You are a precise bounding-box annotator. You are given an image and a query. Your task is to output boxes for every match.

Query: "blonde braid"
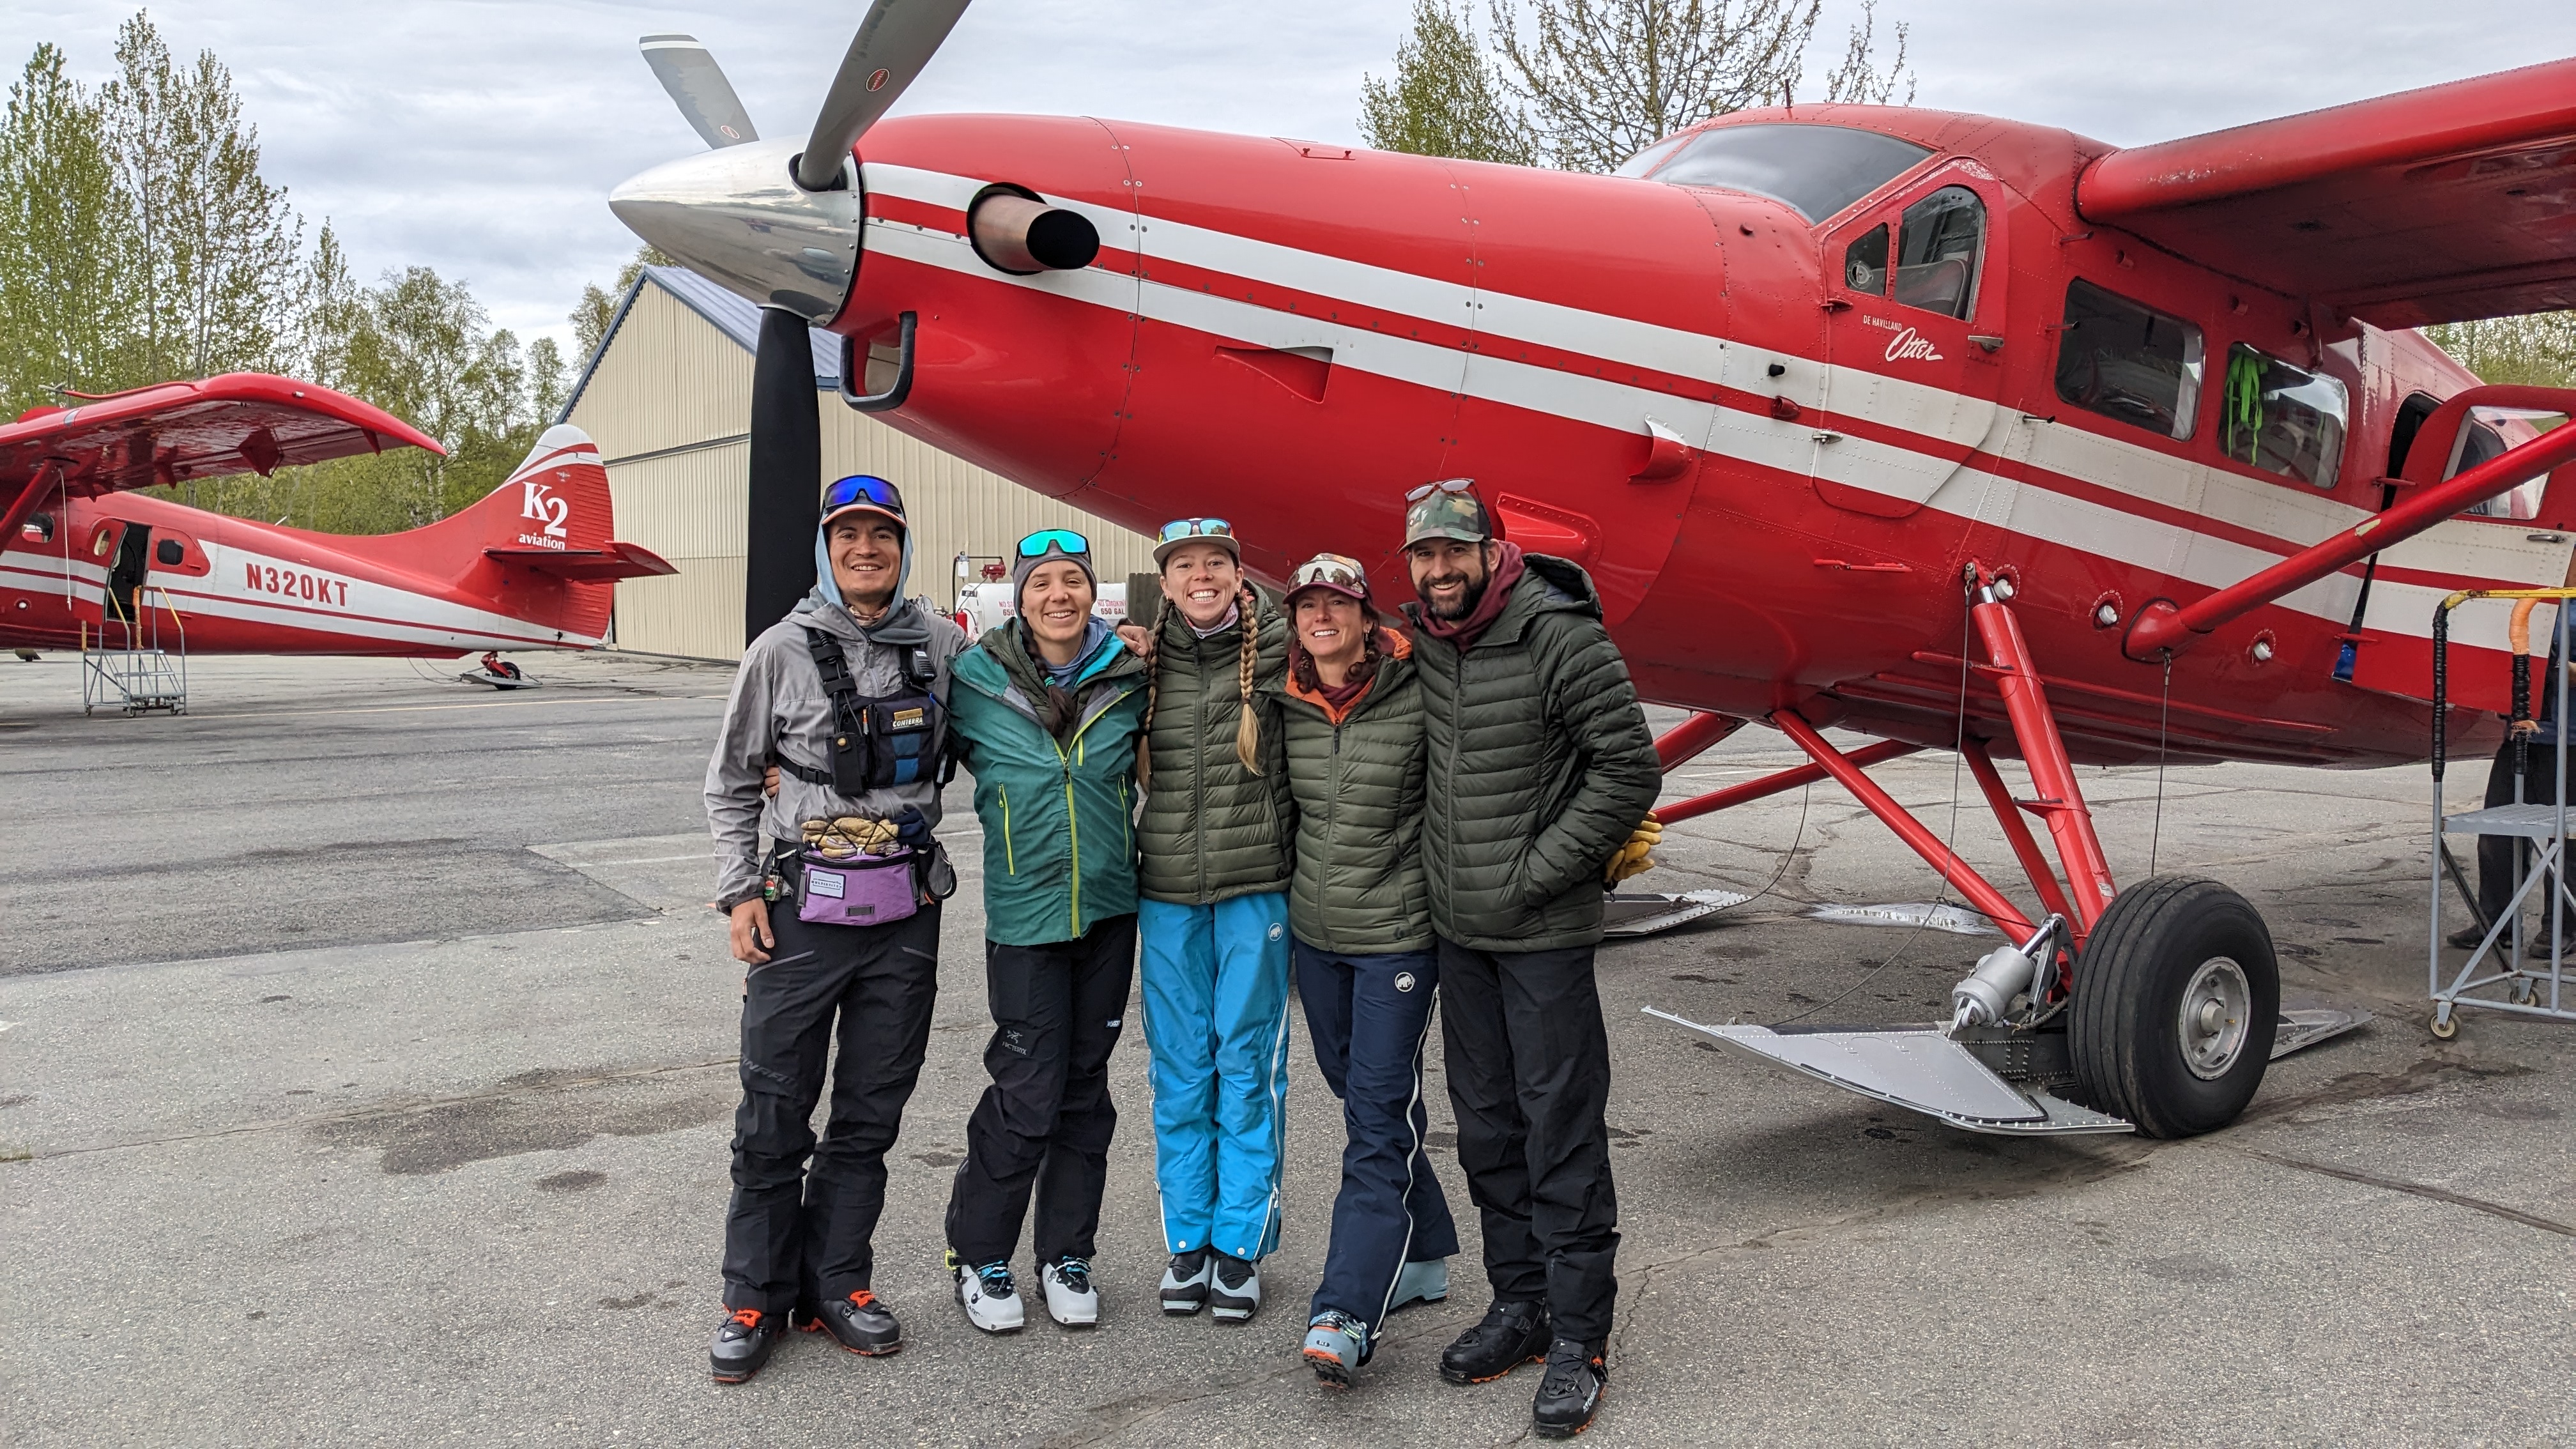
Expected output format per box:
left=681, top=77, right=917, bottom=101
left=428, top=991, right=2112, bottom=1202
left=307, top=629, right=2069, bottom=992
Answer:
left=1234, top=584, right=1263, bottom=775
left=1137, top=595, right=1173, bottom=790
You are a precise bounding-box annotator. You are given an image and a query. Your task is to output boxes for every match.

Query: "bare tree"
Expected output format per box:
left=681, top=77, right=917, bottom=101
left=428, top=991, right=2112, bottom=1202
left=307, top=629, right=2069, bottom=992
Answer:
left=1820, top=0, right=1913, bottom=105
left=1487, top=0, right=1917, bottom=173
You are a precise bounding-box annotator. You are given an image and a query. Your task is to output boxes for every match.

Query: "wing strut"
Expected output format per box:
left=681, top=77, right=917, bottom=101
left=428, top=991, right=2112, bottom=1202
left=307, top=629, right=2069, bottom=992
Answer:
left=2126, top=384, right=2576, bottom=660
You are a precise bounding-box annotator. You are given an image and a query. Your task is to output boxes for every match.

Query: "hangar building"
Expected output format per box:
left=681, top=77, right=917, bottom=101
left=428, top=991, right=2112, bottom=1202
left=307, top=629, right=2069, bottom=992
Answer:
left=562, top=265, right=1154, bottom=660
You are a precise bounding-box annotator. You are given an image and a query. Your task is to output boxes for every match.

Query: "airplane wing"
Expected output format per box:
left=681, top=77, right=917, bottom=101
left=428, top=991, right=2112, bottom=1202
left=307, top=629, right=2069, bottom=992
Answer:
left=0, top=372, right=444, bottom=496
left=2077, top=57, right=2576, bottom=328
left=483, top=541, right=679, bottom=582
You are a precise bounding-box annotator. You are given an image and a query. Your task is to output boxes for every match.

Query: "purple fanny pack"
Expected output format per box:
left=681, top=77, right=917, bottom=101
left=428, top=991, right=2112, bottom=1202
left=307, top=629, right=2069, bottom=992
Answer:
left=796, top=847, right=919, bottom=926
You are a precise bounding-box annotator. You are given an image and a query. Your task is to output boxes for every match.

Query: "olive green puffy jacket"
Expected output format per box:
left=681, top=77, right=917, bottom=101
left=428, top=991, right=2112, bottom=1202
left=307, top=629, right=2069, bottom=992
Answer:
left=1135, top=599, right=1294, bottom=905
left=1274, top=630, right=1430, bottom=954
left=1404, top=555, right=1661, bottom=951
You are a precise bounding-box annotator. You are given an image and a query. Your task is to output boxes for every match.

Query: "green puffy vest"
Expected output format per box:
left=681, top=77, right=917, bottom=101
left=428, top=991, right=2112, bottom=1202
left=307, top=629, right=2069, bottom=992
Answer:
left=1275, top=636, right=1431, bottom=954
left=1135, top=601, right=1294, bottom=905
left=1405, top=555, right=1662, bottom=951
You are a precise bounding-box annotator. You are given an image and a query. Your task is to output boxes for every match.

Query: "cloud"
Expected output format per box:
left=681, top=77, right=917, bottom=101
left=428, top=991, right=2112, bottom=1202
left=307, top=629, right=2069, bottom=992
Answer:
left=17, top=1, right=2576, bottom=355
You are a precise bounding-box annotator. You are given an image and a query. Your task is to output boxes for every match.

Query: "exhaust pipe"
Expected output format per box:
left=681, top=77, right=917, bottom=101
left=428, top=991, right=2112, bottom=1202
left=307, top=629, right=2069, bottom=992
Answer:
left=969, top=190, right=1100, bottom=275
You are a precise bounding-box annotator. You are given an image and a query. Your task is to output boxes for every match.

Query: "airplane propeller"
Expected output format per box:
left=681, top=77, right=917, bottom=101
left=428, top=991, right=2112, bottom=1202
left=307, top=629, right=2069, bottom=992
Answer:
left=631, top=3, right=971, bottom=645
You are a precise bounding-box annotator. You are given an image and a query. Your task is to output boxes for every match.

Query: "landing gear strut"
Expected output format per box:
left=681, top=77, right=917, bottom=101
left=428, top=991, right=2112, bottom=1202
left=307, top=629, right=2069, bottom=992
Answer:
left=1659, top=569, right=2310, bottom=1139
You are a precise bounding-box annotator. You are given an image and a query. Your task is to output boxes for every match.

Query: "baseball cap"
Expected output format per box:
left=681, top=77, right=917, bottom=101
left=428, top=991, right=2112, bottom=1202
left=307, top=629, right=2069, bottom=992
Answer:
left=1400, top=479, right=1494, bottom=548
left=1286, top=553, right=1370, bottom=604
left=820, top=474, right=907, bottom=532
left=1153, top=517, right=1241, bottom=569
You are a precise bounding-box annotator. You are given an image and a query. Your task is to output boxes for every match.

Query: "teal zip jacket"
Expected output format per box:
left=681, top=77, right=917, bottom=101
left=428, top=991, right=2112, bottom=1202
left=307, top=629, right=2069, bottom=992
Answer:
left=949, top=621, right=1150, bottom=947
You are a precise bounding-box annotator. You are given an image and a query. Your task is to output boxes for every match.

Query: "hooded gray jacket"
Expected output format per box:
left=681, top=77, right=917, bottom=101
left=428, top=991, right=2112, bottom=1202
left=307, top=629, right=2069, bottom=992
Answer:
left=704, top=585, right=967, bottom=910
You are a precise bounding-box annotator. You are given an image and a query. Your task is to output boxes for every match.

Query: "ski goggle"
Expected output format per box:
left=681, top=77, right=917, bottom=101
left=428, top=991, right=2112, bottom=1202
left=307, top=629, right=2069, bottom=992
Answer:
left=1289, top=554, right=1368, bottom=595
left=822, top=473, right=906, bottom=522
left=1404, top=477, right=1476, bottom=503
left=1016, top=528, right=1091, bottom=558
left=1156, top=517, right=1233, bottom=544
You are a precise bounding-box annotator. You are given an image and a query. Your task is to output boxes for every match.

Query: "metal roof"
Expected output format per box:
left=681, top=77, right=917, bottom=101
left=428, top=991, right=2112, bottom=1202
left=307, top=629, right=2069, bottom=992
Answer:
left=555, top=264, right=838, bottom=423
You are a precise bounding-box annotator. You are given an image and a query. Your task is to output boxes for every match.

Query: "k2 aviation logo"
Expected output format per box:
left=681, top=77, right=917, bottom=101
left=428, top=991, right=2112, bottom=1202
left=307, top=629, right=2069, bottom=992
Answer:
left=516, top=471, right=571, bottom=549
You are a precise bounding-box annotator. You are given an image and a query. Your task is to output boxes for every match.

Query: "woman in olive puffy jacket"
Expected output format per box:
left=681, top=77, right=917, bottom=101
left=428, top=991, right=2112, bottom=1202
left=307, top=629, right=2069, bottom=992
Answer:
left=1127, top=519, right=1295, bottom=1322
left=1271, top=553, right=1457, bottom=1386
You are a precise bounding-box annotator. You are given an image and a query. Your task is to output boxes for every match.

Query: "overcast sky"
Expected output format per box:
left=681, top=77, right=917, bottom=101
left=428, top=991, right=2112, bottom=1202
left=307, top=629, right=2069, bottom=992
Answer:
left=15, top=1, right=2576, bottom=357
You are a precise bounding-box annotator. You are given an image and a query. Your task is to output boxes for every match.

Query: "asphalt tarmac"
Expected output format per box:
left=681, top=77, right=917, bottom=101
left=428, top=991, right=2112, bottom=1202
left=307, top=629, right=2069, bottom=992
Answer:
left=3, top=649, right=2572, bottom=1446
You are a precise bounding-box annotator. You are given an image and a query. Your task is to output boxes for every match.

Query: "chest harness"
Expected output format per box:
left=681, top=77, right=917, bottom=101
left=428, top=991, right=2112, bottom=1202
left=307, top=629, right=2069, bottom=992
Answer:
left=775, top=627, right=951, bottom=795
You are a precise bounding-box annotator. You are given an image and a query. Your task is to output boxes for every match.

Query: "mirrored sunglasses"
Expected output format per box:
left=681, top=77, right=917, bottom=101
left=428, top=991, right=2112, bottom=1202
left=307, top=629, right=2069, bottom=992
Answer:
left=1156, top=517, right=1234, bottom=544
left=823, top=474, right=905, bottom=517
left=1016, top=527, right=1091, bottom=558
left=1290, top=555, right=1368, bottom=592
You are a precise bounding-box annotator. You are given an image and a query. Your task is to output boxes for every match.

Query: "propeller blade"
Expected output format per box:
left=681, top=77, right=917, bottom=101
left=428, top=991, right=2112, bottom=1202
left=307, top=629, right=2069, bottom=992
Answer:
left=744, top=307, right=822, bottom=643
left=791, top=0, right=972, bottom=191
left=640, top=34, right=760, bottom=149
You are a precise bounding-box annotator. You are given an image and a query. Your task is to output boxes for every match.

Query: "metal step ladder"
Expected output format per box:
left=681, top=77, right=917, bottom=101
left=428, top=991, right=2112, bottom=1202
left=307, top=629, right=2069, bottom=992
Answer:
left=82, top=586, right=187, bottom=716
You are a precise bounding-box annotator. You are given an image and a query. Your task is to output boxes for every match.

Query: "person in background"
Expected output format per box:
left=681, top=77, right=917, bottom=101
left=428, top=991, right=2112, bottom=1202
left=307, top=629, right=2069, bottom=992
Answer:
left=702, top=475, right=964, bottom=1383
left=940, top=528, right=1149, bottom=1335
left=1399, top=480, right=1661, bottom=1441
left=1271, top=551, right=1457, bottom=1388
left=1126, top=518, right=1296, bottom=1323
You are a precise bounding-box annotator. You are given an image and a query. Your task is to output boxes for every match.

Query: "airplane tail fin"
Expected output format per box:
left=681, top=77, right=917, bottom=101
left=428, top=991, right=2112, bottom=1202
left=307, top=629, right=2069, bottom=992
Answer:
left=338, top=425, right=673, bottom=648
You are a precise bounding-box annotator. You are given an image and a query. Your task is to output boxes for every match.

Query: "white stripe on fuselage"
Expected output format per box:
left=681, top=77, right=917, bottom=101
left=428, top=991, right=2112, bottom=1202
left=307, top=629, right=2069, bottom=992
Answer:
left=861, top=163, right=2567, bottom=654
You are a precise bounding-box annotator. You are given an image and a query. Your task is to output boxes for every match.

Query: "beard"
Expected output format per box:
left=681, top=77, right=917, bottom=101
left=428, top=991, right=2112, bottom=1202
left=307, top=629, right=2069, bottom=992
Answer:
left=1423, top=571, right=1488, bottom=621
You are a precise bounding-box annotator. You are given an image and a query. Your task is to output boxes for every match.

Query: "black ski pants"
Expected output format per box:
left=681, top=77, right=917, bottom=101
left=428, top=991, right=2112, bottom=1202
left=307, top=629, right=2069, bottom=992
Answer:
left=2478, top=736, right=2567, bottom=926
left=721, top=901, right=941, bottom=1317
left=1436, top=937, right=1619, bottom=1346
left=944, top=914, right=1137, bottom=1267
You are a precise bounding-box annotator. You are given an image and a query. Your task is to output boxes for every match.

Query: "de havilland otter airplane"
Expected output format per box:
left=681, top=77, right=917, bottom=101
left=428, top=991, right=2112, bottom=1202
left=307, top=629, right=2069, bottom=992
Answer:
left=0, top=374, right=673, bottom=666
left=609, top=11, right=2576, bottom=1140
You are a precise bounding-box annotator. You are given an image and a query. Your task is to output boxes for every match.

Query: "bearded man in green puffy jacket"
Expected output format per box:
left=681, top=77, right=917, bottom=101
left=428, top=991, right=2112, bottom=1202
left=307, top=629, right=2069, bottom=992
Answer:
left=1397, top=482, right=1660, bottom=1442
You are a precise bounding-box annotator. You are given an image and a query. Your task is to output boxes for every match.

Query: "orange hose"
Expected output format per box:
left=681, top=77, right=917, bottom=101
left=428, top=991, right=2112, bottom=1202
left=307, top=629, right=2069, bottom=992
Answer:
left=2510, top=596, right=2540, bottom=657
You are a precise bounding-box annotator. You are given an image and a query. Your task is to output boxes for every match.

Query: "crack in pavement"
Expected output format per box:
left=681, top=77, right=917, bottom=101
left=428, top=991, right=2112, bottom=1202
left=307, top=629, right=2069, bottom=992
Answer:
left=2241, top=1149, right=2576, bottom=1239
left=17, top=1055, right=739, bottom=1161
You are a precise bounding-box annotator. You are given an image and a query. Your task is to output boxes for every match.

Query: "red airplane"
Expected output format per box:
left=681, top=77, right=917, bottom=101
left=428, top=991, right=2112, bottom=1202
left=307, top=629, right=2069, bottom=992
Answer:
left=610, top=16, right=2576, bottom=1139
left=0, top=374, right=675, bottom=676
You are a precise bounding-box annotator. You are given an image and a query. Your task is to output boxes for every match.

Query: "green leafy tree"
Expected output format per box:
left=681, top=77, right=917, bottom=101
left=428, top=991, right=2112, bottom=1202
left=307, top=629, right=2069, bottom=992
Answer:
left=572, top=244, right=673, bottom=364
left=2428, top=312, right=2576, bottom=394
left=0, top=45, right=125, bottom=417
left=101, top=10, right=302, bottom=383
left=1360, top=0, right=1535, bottom=165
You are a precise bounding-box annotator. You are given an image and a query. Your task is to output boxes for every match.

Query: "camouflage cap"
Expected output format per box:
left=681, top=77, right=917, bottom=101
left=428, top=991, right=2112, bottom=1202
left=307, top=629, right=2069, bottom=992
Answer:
left=1401, top=482, right=1495, bottom=548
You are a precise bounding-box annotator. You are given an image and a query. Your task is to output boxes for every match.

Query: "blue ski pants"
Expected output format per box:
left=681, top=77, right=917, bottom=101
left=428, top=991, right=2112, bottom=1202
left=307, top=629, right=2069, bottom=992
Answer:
left=1296, top=940, right=1457, bottom=1334
left=1138, top=892, right=1292, bottom=1261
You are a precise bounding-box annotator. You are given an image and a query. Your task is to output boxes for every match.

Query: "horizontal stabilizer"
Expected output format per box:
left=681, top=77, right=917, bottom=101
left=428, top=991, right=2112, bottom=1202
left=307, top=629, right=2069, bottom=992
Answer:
left=484, top=541, right=677, bottom=582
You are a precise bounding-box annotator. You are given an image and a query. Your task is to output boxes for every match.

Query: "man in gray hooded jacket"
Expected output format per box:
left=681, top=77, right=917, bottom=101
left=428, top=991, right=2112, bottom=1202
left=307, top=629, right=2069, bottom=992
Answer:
left=702, top=474, right=966, bottom=1382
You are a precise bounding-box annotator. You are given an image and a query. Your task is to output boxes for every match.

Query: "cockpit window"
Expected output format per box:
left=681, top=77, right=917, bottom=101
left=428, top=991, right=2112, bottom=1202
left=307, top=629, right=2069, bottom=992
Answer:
left=1892, top=187, right=1984, bottom=320
left=1612, top=134, right=1690, bottom=178
left=1634, top=124, right=1933, bottom=222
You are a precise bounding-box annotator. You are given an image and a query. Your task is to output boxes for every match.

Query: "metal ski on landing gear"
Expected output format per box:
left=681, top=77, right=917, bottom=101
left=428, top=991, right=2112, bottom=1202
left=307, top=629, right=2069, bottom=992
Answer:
left=1648, top=1008, right=2132, bottom=1135
left=1602, top=888, right=1753, bottom=938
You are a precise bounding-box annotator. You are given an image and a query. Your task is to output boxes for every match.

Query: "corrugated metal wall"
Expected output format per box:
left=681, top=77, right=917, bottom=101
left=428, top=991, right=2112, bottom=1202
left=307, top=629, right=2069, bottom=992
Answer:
left=569, top=282, right=1154, bottom=660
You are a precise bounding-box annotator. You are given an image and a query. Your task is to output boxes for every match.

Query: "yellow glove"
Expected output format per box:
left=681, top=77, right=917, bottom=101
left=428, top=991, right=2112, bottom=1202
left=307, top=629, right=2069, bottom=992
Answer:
left=1603, top=813, right=1663, bottom=885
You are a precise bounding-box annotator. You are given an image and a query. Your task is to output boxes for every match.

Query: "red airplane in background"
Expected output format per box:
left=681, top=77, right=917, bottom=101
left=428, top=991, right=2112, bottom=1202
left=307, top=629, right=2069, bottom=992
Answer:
left=608, top=12, right=2576, bottom=1140
left=0, top=374, right=673, bottom=664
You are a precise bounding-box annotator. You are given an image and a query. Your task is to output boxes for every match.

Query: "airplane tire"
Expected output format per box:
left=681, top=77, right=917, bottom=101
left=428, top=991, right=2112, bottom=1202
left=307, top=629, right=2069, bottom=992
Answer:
left=2069, top=875, right=2279, bottom=1138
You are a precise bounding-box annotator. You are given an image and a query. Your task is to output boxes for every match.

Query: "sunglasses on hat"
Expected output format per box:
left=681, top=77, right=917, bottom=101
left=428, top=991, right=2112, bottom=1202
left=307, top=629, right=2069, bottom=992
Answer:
left=1289, top=554, right=1368, bottom=593
left=1404, top=478, right=1476, bottom=503
left=1016, top=528, right=1091, bottom=558
left=823, top=474, right=906, bottom=519
left=1155, top=517, right=1233, bottom=544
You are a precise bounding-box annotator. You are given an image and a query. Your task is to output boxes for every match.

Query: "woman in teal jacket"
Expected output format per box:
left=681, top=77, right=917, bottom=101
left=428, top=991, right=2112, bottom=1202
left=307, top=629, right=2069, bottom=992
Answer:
left=941, top=529, right=1148, bottom=1337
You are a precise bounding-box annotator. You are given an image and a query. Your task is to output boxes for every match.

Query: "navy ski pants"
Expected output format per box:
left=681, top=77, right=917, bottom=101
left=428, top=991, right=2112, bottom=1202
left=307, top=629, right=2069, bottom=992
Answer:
left=1295, top=940, right=1458, bottom=1335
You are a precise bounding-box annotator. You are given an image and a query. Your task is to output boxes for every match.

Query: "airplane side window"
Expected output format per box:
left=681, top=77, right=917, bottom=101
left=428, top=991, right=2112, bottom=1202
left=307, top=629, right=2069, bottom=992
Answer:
left=155, top=537, right=185, bottom=566
left=1891, top=186, right=1983, bottom=320
left=2053, top=279, right=2205, bottom=441
left=20, top=512, right=52, bottom=543
left=2220, top=344, right=2349, bottom=489
left=1844, top=224, right=1889, bottom=295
